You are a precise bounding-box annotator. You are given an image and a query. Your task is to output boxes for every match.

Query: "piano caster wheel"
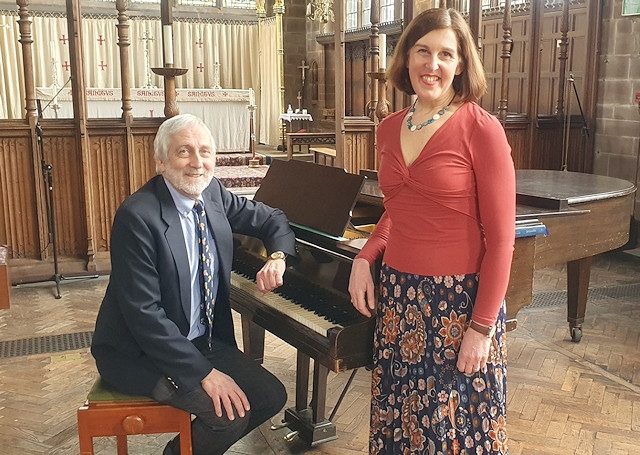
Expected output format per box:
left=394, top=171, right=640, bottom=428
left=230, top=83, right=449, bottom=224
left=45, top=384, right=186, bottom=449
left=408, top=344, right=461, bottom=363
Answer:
left=570, top=326, right=582, bottom=343
left=284, top=430, right=299, bottom=441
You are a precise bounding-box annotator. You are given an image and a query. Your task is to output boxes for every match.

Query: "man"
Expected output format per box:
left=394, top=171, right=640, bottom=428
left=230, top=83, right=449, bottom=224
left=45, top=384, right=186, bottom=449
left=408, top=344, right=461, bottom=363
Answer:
left=91, top=114, right=296, bottom=454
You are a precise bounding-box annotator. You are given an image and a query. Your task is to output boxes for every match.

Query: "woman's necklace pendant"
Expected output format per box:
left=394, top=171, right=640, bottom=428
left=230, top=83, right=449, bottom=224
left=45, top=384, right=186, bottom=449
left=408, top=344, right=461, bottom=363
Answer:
left=410, top=124, right=417, bottom=132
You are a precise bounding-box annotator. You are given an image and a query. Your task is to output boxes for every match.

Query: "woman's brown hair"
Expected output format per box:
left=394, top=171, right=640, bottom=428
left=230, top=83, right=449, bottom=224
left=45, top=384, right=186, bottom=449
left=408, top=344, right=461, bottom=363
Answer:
left=387, top=8, right=487, bottom=103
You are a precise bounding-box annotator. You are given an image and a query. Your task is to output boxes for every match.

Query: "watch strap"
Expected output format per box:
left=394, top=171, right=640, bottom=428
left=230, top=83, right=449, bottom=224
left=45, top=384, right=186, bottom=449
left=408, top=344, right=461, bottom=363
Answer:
left=468, top=320, right=496, bottom=338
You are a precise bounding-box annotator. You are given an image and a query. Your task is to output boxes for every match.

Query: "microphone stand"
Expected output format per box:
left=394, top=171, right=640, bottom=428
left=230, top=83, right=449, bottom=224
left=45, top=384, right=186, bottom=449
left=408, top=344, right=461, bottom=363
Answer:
left=561, top=74, right=590, bottom=172
left=569, top=74, right=590, bottom=140
left=36, top=77, right=96, bottom=298
left=35, top=122, right=61, bottom=299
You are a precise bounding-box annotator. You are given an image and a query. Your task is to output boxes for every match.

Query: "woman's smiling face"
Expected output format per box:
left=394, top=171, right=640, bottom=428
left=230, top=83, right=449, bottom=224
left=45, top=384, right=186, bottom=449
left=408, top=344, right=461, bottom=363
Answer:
left=407, top=27, right=463, bottom=106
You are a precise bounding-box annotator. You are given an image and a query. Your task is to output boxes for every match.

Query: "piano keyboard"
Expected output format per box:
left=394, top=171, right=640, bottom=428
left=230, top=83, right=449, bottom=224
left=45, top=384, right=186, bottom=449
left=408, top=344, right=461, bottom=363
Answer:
left=230, top=271, right=341, bottom=336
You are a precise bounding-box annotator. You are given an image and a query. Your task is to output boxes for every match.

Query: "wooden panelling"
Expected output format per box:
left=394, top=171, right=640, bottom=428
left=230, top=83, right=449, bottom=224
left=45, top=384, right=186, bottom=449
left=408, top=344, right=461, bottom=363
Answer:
left=89, top=134, right=129, bottom=253
left=129, top=131, right=158, bottom=193
left=342, top=116, right=375, bottom=175
left=0, top=119, right=159, bottom=280
left=481, top=5, right=587, bottom=118
left=0, top=133, right=40, bottom=259
left=503, top=117, right=531, bottom=170
left=43, top=131, right=84, bottom=258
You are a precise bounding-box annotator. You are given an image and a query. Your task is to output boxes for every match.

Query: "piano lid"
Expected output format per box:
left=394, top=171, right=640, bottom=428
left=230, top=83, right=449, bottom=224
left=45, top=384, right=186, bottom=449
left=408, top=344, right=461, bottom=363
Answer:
left=516, top=170, right=636, bottom=210
left=253, top=160, right=366, bottom=238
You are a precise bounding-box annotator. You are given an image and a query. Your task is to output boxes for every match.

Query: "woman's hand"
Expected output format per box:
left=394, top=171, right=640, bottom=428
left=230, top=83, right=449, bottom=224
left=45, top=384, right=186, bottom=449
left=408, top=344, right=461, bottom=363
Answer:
left=456, top=327, right=492, bottom=374
left=348, top=258, right=376, bottom=317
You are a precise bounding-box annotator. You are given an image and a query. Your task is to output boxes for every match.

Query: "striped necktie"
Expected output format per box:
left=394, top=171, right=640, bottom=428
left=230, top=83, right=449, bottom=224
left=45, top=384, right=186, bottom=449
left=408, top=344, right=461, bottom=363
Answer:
left=193, top=200, right=215, bottom=349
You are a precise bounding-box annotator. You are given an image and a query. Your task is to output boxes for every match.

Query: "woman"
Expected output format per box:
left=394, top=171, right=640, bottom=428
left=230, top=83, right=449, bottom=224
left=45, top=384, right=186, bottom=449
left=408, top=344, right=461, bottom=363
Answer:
left=349, top=8, right=515, bottom=455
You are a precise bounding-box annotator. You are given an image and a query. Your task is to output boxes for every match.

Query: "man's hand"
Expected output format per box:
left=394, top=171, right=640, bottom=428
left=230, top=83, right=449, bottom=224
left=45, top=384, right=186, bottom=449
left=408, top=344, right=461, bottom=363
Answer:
left=201, top=368, right=251, bottom=419
left=256, top=257, right=286, bottom=295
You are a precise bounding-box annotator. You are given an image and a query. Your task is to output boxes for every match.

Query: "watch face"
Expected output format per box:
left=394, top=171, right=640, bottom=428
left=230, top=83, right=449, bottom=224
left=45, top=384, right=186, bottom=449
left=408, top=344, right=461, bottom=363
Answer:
left=270, top=251, right=286, bottom=260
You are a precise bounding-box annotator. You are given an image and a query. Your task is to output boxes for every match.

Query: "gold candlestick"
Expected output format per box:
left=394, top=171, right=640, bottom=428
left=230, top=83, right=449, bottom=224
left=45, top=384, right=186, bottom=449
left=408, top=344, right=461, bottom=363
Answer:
left=247, top=104, right=260, bottom=167
left=151, top=66, right=188, bottom=118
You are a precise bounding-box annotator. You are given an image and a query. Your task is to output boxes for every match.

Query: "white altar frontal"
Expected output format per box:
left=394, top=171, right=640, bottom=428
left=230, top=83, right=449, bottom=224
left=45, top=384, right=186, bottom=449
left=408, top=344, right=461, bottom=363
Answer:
left=36, top=87, right=252, bottom=153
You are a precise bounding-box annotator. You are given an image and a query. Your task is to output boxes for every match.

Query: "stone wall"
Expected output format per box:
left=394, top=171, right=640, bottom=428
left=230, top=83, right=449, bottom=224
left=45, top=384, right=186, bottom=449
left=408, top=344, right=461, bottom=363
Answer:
left=594, top=0, right=640, bottom=244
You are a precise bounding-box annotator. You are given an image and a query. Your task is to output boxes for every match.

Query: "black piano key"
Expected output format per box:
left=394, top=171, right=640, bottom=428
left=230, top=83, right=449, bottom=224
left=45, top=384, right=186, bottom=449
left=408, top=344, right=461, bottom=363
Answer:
left=232, top=254, right=361, bottom=327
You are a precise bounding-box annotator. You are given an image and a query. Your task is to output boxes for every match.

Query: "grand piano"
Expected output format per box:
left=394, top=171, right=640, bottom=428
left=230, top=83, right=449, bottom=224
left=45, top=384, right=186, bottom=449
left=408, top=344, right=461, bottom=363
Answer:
left=229, top=160, right=636, bottom=446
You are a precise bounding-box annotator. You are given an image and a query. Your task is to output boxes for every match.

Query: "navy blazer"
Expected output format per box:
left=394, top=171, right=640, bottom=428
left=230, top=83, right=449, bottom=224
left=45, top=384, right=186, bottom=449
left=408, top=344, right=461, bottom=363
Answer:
left=91, top=175, right=296, bottom=396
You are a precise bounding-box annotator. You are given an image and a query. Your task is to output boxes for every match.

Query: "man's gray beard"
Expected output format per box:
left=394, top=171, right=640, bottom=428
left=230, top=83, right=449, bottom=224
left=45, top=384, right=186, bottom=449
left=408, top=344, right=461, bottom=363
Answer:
left=164, top=168, right=215, bottom=198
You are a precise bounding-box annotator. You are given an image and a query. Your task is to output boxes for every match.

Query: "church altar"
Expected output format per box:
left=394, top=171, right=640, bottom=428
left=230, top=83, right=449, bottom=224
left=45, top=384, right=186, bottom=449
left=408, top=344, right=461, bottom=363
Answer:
left=36, top=87, right=252, bottom=153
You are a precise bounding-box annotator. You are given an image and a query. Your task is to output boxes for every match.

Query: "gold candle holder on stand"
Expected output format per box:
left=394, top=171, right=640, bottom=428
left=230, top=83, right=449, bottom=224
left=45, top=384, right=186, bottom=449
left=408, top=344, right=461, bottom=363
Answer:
left=151, top=66, right=188, bottom=118
left=367, top=71, right=391, bottom=122
left=247, top=104, right=260, bottom=167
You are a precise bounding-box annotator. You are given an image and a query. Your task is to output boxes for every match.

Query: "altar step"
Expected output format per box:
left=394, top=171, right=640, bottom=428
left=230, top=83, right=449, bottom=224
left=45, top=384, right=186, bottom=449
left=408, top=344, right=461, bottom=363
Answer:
left=215, top=160, right=268, bottom=194
left=215, top=146, right=313, bottom=195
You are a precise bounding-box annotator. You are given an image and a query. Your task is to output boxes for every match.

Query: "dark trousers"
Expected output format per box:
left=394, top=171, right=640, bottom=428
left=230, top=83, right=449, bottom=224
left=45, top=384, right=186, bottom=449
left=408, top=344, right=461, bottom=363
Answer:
left=153, top=336, right=286, bottom=455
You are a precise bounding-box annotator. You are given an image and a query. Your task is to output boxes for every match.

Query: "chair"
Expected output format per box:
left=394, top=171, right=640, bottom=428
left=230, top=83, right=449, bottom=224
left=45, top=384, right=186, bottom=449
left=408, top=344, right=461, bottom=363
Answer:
left=77, top=377, right=192, bottom=455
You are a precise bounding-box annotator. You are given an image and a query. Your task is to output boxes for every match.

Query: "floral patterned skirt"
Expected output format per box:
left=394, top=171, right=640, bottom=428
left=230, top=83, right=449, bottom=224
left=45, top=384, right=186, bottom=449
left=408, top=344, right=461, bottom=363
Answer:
left=370, top=264, right=508, bottom=455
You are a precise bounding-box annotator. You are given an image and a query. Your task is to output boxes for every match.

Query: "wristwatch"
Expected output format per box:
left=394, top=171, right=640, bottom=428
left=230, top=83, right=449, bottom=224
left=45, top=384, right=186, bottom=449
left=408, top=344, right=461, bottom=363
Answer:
left=468, top=320, right=496, bottom=338
left=269, top=251, right=287, bottom=261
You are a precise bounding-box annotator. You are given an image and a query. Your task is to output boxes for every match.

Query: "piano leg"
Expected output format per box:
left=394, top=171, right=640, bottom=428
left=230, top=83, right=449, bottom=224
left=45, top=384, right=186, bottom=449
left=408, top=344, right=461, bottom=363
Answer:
left=240, top=316, right=265, bottom=363
left=566, top=256, right=593, bottom=343
left=282, top=351, right=337, bottom=446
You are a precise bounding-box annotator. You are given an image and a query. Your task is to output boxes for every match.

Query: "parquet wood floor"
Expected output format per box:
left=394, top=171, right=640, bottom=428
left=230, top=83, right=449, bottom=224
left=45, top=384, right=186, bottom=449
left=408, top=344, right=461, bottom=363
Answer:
left=0, top=250, right=639, bottom=454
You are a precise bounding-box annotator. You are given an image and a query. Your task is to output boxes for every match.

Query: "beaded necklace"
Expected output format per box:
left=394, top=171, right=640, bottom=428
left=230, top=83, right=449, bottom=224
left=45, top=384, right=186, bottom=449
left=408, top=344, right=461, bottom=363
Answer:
left=406, top=95, right=455, bottom=132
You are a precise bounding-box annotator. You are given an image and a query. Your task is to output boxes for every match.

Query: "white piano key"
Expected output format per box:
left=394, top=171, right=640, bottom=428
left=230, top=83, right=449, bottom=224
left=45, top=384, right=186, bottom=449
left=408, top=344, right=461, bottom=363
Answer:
left=231, top=272, right=341, bottom=336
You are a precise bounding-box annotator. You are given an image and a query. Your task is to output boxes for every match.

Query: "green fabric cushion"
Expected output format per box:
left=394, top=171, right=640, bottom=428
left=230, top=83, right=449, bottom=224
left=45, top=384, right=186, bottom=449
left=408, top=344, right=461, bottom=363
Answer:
left=87, top=377, right=154, bottom=403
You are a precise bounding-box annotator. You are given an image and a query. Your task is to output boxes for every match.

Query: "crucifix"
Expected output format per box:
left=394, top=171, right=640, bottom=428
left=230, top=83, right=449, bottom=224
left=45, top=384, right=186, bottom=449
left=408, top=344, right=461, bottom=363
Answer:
left=140, top=30, right=156, bottom=89
left=298, top=59, right=310, bottom=86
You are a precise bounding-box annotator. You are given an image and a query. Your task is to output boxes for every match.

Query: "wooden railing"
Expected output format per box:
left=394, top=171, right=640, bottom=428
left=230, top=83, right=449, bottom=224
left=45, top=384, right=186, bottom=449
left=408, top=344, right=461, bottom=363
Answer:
left=285, top=131, right=336, bottom=160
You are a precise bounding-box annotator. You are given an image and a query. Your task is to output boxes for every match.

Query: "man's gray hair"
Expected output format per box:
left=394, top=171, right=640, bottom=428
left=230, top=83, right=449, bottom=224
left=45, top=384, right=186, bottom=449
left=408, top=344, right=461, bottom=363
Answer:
left=153, top=114, right=217, bottom=166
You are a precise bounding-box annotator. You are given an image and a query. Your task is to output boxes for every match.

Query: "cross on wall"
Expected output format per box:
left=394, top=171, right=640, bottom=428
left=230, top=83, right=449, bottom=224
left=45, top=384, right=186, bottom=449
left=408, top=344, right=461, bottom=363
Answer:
left=297, top=59, right=309, bottom=85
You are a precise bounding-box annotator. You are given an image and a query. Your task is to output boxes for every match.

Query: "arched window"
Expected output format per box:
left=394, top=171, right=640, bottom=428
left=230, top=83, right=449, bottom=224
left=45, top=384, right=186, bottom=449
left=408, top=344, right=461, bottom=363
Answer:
left=346, top=0, right=403, bottom=31
left=310, top=61, right=319, bottom=104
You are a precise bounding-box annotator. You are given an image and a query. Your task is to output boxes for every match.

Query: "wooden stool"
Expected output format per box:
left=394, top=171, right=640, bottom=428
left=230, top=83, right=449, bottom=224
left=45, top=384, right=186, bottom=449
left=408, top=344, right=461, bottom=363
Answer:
left=77, top=377, right=192, bottom=455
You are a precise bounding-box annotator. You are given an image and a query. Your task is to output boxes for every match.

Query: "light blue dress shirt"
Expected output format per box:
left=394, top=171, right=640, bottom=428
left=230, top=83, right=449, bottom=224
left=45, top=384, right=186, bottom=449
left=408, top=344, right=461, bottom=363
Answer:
left=164, top=181, right=219, bottom=340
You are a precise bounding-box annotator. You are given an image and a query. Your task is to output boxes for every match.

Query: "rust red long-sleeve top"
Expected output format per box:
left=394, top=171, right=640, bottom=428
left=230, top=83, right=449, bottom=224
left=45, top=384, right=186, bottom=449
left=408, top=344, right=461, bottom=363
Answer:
left=356, top=102, right=516, bottom=326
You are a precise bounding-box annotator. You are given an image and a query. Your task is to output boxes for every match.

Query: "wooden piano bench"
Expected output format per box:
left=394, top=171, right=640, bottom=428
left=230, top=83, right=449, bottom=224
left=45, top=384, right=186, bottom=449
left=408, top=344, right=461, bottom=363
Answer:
left=77, top=377, right=192, bottom=455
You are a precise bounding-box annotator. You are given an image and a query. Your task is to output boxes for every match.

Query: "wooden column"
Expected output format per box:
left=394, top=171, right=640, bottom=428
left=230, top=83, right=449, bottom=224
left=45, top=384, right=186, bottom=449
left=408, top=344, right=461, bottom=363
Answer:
left=116, top=0, right=132, bottom=120
left=334, top=0, right=345, bottom=170
left=525, top=0, right=543, bottom=170
left=274, top=0, right=285, bottom=117
left=368, top=0, right=380, bottom=121
left=66, top=0, right=96, bottom=271
left=16, top=0, right=48, bottom=259
left=468, top=0, right=482, bottom=51
left=498, top=0, right=512, bottom=122
left=16, top=1, right=37, bottom=120
left=581, top=0, right=603, bottom=173
left=555, top=0, right=570, bottom=117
